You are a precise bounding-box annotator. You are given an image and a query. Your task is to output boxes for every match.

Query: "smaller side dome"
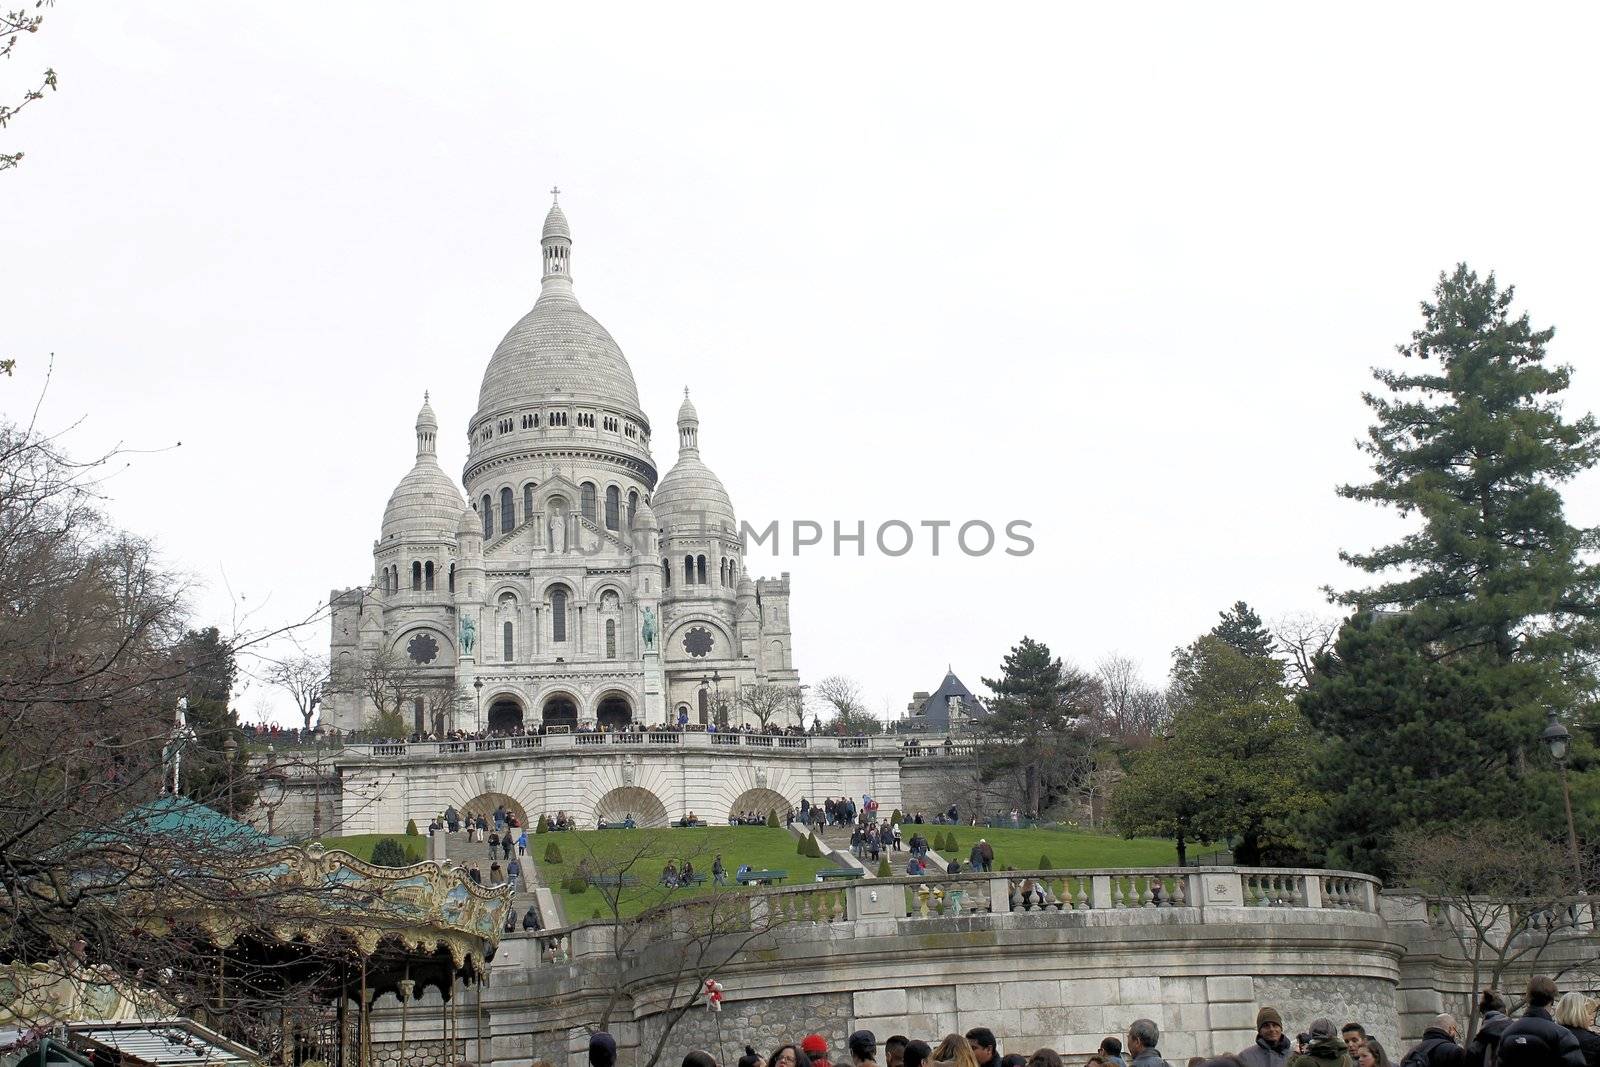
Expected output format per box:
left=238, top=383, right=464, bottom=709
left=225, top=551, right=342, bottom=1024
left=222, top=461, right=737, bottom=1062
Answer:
left=381, top=397, right=466, bottom=541
left=457, top=503, right=481, bottom=537
left=633, top=498, right=660, bottom=530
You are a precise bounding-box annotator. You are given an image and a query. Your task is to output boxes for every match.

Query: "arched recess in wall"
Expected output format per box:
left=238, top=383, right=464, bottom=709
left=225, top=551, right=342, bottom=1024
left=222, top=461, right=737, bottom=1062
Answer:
left=460, top=790, right=529, bottom=827
left=593, top=786, right=669, bottom=828
left=727, top=787, right=793, bottom=823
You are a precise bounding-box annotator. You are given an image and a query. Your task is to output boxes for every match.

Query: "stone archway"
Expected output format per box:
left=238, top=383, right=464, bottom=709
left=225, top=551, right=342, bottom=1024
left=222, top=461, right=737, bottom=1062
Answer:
left=728, top=787, right=792, bottom=823
left=461, top=791, right=529, bottom=828
left=595, top=690, right=633, bottom=731
left=487, top=696, right=523, bottom=734
left=593, top=786, right=669, bottom=828
left=542, top=693, right=579, bottom=729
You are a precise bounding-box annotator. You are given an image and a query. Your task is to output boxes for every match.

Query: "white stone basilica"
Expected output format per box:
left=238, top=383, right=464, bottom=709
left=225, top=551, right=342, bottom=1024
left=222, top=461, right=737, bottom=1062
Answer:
left=324, top=197, right=799, bottom=736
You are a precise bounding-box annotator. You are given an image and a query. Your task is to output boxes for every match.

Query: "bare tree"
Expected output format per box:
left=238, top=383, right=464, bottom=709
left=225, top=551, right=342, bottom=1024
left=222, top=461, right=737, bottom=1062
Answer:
left=1093, top=653, right=1170, bottom=742
left=1273, top=611, right=1340, bottom=690
left=262, top=651, right=329, bottom=731
left=0, top=2, right=58, bottom=178
left=555, top=833, right=790, bottom=1067
left=812, top=674, right=881, bottom=733
left=1394, top=821, right=1600, bottom=1037
left=0, top=415, right=381, bottom=1049
left=734, top=683, right=795, bottom=730
left=338, top=647, right=441, bottom=737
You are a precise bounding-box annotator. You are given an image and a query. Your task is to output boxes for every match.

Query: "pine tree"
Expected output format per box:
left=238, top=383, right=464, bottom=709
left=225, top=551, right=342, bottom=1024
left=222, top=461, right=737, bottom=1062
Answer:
left=1303, top=265, right=1600, bottom=875
left=1210, top=601, right=1275, bottom=660
left=979, top=637, right=1097, bottom=818
left=369, top=837, right=410, bottom=868
left=1335, top=264, right=1600, bottom=668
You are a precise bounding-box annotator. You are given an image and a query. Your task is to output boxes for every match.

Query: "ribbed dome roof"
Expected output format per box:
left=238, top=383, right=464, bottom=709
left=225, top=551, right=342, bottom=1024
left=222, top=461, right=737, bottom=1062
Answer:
left=478, top=290, right=642, bottom=414
left=476, top=203, right=643, bottom=418
left=654, top=454, right=735, bottom=533
left=382, top=459, right=466, bottom=541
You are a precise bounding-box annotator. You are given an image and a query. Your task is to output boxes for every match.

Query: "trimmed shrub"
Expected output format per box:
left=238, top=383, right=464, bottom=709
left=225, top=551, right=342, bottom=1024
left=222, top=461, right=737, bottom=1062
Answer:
left=891, top=809, right=903, bottom=825
left=1038, top=854, right=1053, bottom=870
left=797, top=834, right=812, bottom=857
left=405, top=818, right=419, bottom=836
left=562, top=874, right=588, bottom=895
left=535, top=813, right=549, bottom=834
left=369, top=837, right=410, bottom=868
left=876, top=857, right=891, bottom=877
left=543, top=841, right=563, bottom=864
left=810, top=833, right=825, bottom=858
left=765, top=810, right=779, bottom=828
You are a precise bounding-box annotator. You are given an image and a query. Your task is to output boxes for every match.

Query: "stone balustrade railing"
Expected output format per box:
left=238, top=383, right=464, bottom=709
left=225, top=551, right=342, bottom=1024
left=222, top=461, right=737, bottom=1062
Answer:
left=349, top=733, right=917, bottom=760
left=514, top=865, right=1383, bottom=965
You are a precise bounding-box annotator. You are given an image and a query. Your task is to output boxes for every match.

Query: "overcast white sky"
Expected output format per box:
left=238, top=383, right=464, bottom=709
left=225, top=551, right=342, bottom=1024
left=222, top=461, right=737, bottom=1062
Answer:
left=7, top=3, right=1600, bottom=725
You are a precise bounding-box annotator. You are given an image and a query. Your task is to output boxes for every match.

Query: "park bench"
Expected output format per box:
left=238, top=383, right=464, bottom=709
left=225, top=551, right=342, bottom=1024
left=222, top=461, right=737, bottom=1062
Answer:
left=596, top=821, right=636, bottom=830
left=586, top=874, right=639, bottom=888
left=736, top=869, right=787, bottom=885
left=674, top=818, right=707, bottom=828
left=816, top=868, right=864, bottom=881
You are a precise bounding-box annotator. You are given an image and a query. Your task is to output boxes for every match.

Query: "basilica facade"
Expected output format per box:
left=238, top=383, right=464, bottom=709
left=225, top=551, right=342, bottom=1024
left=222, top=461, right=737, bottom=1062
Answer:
left=324, top=198, right=799, bottom=736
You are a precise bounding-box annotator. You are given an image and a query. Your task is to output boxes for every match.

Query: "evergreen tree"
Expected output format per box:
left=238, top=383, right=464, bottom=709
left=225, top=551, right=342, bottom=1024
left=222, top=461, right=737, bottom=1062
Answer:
left=979, top=637, right=1097, bottom=818
left=1113, top=636, right=1318, bottom=866
left=1335, top=264, right=1600, bottom=669
left=369, top=837, right=411, bottom=868
left=168, top=627, right=252, bottom=814
left=1304, top=265, right=1600, bottom=874
left=1210, top=601, right=1275, bottom=660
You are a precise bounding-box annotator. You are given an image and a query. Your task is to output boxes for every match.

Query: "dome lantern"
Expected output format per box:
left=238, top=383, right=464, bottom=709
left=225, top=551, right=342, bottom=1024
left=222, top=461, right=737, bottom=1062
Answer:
left=415, top=391, right=438, bottom=460
left=541, top=187, right=572, bottom=284
left=677, top=387, right=699, bottom=453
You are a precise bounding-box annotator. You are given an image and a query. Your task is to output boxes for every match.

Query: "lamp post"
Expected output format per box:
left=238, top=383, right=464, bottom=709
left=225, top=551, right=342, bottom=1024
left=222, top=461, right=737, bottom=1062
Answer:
left=474, top=678, right=484, bottom=734
left=222, top=736, right=239, bottom=815
left=1541, top=709, right=1585, bottom=889
left=257, top=760, right=287, bottom=837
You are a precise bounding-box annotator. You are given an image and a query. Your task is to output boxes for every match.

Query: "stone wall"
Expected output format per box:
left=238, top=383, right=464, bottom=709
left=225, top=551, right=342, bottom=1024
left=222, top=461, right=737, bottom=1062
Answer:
left=639, top=993, right=853, bottom=1062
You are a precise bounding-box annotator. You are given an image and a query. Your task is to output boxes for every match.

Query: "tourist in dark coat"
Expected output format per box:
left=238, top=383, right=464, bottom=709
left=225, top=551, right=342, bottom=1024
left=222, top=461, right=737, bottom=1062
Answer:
left=1241, top=1007, right=1292, bottom=1067
left=1290, top=1020, right=1351, bottom=1067
left=1499, top=978, right=1586, bottom=1067
left=1402, top=1015, right=1472, bottom=1067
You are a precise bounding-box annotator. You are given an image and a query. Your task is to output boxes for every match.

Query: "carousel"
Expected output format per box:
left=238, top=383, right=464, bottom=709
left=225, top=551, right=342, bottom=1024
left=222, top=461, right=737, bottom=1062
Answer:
left=2, top=794, right=513, bottom=1067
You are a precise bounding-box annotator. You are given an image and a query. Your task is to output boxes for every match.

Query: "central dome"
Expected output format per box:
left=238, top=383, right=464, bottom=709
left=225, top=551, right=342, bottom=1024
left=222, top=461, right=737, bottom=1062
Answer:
left=474, top=201, right=644, bottom=419
left=477, top=292, right=642, bottom=414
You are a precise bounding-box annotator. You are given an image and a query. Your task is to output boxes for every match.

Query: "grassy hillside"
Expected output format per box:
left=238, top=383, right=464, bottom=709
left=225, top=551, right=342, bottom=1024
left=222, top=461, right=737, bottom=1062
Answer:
left=533, top=826, right=835, bottom=920
left=927, top=825, right=1180, bottom=869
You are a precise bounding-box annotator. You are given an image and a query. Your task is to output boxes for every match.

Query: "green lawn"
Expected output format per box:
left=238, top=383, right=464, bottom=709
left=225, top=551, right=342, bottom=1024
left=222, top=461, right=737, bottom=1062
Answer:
left=927, top=825, right=1179, bottom=869
left=533, top=826, right=836, bottom=921
left=317, top=833, right=426, bottom=863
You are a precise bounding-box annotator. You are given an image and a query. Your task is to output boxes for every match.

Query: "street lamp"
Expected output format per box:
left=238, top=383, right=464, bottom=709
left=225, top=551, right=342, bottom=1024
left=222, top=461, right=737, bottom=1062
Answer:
left=222, top=736, right=239, bottom=814
left=474, top=678, right=484, bottom=733
left=256, top=763, right=287, bottom=837
left=1541, top=709, right=1585, bottom=888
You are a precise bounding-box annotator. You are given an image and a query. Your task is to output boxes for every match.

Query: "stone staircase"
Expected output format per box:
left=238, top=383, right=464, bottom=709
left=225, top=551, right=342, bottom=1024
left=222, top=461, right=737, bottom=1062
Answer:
left=438, top=829, right=564, bottom=928
left=791, top=824, right=952, bottom=877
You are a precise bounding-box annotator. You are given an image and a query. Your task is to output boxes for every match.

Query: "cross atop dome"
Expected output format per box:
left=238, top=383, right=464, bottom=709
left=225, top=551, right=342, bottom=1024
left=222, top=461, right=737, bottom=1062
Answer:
left=550, top=185, right=561, bottom=204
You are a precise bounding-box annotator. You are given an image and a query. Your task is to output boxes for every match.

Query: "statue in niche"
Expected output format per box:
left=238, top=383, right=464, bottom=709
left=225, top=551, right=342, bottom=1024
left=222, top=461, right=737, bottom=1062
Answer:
left=550, top=516, right=567, bottom=553
left=460, top=616, right=476, bottom=655
left=641, top=607, right=657, bottom=650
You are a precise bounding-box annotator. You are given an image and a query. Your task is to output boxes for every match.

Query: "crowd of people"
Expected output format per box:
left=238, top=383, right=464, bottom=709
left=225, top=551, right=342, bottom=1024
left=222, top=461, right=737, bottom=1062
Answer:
left=554, top=976, right=1600, bottom=1067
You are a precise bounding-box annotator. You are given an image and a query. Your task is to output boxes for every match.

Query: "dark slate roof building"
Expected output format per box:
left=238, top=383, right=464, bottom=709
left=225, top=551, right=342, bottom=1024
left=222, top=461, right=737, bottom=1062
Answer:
left=902, top=668, right=986, bottom=732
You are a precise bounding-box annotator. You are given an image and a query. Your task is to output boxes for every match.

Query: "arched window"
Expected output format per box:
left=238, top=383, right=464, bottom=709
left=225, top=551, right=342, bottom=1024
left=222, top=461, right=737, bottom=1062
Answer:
left=500, top=487, right=515, bottom=534
left=524, top=483, right=536, bottom=520
left=606, top=619, right=616, bottom=659
left=503, top=621, right=514, bottom=662
left=697, top=555, right=707, bottom=584
left=424, top=561, right=434, bottom=591
left=481, top=495, right=492, bottom=539
left=684, top=555, right=694, bottom=585
left=580, top=482, right=597, bottom=522
left=551, top=589, right=567, bottom=643
left=662, top=558, right=671, bottom=589
left=448, top=562, right=455, bottom=593
left=380, top=569, right=389, bottom=595
left=628, top=490, right=639, bottom=527
left=719, top=558, right=727, bottom=585
left=411, top=560, right=422, bottom=591
left=604, top=485, right=620, bottom=530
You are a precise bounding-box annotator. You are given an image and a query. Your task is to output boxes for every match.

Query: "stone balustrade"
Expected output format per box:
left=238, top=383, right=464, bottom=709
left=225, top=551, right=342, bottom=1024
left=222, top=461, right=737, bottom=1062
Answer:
left=513, top=865, right=1383, bottom=967
left=345, top=732, right=919, bottom=761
